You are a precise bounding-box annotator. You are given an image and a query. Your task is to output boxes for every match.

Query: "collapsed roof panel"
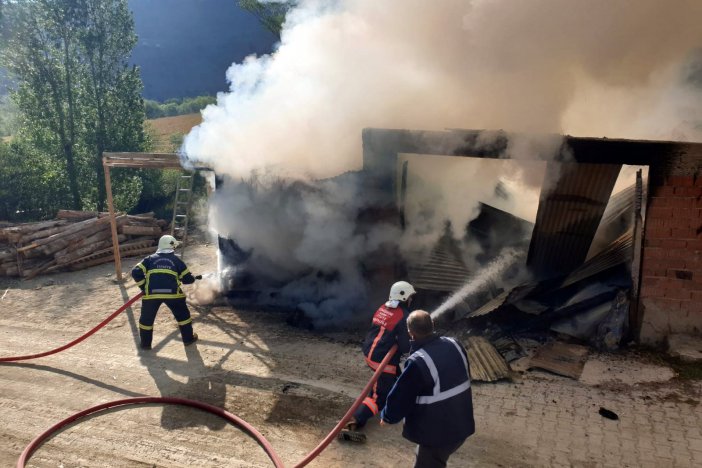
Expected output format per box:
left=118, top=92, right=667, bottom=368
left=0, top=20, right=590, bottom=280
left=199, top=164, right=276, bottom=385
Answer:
left=527, top=162, right=621, bottom=278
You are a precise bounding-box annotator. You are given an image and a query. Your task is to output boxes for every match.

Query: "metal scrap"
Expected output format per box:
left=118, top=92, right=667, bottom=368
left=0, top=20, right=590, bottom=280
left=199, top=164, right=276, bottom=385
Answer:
left=464, top=336, right=512, bottom=382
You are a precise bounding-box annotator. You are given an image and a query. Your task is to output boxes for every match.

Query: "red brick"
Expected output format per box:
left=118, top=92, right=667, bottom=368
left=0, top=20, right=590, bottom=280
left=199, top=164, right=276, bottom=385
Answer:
left=669, top=197, right=695, bottom=209
left=672, top=208, right=696, bottom=219
left=642, top=268, right=667, bottom=277
left=666, top=250, right=689, bottom=261
left=661, top=239, right=687, bottom=249
left=646, top=218, right=666, bottom=229
left=663, top=288, right=692, bottom=300
left=687, top=240, right=702, bottom=251
left=671, top=227, right=695, bottom=239
left=643, top=248, right=665, bottom=260
left=651, top=186, right=676, bottom=197
left=667, top=269, right=694, bottom=280
left=691, top=291, right=702, bottom=303
left=681, top=300, right=702, bottom=314
left=664, top=218, right=693, bottom=230
left=648, top=206, right=673, bottom=218
left=660, top=258, right=687, bottom=270
left=685, top=257, right=702, bottom=271
left=667, top=176, right=695, bottom=187
left=646, top=227, right=672, bottom=239
left=648, top=197, right=668, bottom=207
left=644, top=238, right=662, bottom=248
left=695, top=176, right=702, bottom=187
left=650, top=297, right=682, bottom=310
left=641, top=286, right=664, bottom=298
left=674, top=186, right=702, bottom=197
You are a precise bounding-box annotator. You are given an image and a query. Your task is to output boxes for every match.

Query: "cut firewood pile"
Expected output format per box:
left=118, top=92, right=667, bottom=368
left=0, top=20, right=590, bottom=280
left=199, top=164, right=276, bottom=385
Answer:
left=0, top=210, right=169, bottom=279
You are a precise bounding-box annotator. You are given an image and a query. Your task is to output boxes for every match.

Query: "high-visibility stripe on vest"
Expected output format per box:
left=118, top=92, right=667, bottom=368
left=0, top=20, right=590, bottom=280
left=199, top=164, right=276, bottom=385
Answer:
left=144, top=268, right=185, bottom=299
left=410, top=337, right=471, bottom=405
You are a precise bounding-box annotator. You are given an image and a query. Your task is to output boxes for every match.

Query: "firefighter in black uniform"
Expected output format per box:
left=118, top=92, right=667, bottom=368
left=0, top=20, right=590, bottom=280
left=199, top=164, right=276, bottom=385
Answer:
left=131, top=235, right=199, bottom=350
left=338, top=280, right=416, bottom=442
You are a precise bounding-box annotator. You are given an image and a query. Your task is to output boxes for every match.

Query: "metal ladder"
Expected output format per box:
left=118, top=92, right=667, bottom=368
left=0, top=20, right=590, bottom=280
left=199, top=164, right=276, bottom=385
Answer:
left=171, top=172, right=194, bottom=257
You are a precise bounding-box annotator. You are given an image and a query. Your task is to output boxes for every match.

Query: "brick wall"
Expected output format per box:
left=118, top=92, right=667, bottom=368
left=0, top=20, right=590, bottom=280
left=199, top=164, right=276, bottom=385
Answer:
left=639, top=175, right=702, bottom=344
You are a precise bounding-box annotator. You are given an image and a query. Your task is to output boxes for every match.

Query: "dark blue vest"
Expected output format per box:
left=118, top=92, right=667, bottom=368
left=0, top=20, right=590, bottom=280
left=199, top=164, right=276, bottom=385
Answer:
left=403, top=336, right=475, bottom=447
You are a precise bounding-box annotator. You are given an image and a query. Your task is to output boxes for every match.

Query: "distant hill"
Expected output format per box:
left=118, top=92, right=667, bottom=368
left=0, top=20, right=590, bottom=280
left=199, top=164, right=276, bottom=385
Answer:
left=147, top=113, right=203, bottom=152
left=128, top=0, right=278, bottom=101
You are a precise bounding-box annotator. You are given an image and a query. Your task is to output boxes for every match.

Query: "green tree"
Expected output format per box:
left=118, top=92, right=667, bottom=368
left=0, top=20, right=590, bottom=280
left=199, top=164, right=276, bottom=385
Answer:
left=78, top=0, right=147, bottom=211
left=3, top=0, right=84, bottom=209
left=239, top=0, right=295, bottom=39
left=0, top=0, right=147, bottom=213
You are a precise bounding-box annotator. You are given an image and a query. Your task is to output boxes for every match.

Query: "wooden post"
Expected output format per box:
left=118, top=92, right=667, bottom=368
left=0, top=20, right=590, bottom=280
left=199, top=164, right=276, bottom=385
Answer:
left=103, top=158, right=122, bottom=281
left=630, top=169, right=644, bottom=341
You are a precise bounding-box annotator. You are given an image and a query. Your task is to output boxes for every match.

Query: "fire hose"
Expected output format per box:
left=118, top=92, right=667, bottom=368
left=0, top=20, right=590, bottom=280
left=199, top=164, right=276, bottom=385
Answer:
left=1, top=292, right=397, bottom=467
left=0, top=292, right=144, bottom=363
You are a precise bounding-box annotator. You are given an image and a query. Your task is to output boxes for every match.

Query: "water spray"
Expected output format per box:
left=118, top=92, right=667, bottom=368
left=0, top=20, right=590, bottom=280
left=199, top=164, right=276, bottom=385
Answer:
left=431, top=249, right=519, bottom=320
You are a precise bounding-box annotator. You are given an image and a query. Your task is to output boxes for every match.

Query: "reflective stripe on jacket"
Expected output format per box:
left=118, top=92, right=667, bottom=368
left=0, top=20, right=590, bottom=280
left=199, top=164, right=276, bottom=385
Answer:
left=361, top=302, right=411, bottom=374
left=380, top=335, right=475, bottom=447
left=131, top=251, right=195, bottom=300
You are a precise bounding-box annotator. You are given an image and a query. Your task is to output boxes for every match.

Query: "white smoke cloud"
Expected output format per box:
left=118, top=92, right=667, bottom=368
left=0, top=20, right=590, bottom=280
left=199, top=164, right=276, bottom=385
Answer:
left=183, top=0, right=702, bottom=322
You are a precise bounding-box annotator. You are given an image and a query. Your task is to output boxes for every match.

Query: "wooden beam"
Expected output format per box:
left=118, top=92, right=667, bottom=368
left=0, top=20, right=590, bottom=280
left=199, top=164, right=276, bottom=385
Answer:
left=103, top=161, right=122, bottom=281
left=102, top=152, right=184, bottom=169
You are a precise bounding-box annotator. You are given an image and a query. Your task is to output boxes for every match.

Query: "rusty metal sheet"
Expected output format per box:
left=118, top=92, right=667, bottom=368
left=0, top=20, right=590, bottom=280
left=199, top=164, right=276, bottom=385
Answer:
left=463, top=336, right=512, bottom=382
left=528, top=341, right=589, bottom=379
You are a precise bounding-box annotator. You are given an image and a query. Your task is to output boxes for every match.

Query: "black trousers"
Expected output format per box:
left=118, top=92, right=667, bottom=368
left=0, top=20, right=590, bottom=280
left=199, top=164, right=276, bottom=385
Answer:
left=139, top=298, right=194, bottom=348
left=414, top=439, right=466, bottom=468
left=353, top=372, right=397, bottom=427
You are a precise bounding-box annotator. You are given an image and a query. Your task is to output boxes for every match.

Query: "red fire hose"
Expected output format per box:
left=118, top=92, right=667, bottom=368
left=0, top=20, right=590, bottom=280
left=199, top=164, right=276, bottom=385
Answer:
left=3, top=292, right=397, bottom=467
left=0, top=292, right=143, bottom=362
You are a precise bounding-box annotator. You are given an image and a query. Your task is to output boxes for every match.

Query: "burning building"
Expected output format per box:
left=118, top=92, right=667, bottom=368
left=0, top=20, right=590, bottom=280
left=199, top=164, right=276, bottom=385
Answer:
left=211, top=127, right=702, bottom=345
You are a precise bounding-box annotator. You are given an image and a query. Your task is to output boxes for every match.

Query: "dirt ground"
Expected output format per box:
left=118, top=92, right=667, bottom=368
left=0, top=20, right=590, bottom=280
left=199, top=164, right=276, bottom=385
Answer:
left=1, top=238, right=701, bottom=467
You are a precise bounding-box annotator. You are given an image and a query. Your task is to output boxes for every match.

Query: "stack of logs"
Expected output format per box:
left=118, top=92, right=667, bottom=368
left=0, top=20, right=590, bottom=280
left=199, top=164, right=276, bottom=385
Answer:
left=0, top=210, right=168, bottom=279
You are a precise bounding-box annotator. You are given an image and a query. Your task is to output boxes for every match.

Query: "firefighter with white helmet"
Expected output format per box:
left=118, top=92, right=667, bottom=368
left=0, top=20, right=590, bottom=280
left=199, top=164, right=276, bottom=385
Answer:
left=339, top=280, right=417, bottom=443
left=131, top=235, right=199, bottom=350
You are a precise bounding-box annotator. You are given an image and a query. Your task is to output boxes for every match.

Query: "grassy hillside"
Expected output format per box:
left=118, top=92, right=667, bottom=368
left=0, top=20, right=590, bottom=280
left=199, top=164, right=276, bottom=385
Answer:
left=146, top=113, right=202, bottom=152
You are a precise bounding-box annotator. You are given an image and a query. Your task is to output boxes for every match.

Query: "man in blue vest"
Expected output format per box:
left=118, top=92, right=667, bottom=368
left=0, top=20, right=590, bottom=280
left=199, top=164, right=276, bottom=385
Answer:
left=380, top=310, right=474, bottom=468
left=131, top=235, right=199, bottom=350
left=338, top=281, right=415, bottom=443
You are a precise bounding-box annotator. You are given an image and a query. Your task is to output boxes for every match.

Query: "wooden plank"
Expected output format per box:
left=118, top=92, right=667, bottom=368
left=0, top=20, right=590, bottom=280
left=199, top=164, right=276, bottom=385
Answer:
left=104, top=163, right=122, bottom=281
left=529, top=342, right=589, bottom=379
left=22, top=222, right=71, bottom=243
left=55, top=210, right=109, bottom=220
left=102, top=152, right=183, bottom=169
left=23, top=258, right=57, bottom=280
left=121, top=225, right=162, bottom=236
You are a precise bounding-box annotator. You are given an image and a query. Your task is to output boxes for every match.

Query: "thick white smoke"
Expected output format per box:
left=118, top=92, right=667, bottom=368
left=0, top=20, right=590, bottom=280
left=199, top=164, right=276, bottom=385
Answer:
left=183, top=0, right=702, bottom=323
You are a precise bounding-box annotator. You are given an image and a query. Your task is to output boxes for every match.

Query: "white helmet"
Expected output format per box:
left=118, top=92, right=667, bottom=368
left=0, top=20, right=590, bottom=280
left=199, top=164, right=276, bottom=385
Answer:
left=158, top=235, right=181, bottom=251
left=389, top=281, right=416, bottom=302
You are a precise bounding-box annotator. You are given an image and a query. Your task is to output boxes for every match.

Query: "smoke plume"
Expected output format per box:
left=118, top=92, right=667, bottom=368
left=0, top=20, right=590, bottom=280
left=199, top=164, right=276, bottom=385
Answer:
left=183, top=0, right=702, bottom=323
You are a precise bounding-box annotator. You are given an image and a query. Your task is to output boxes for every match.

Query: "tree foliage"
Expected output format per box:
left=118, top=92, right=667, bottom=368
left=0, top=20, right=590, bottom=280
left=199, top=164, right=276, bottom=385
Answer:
left=144, top=95, right=216, bottom=119
left=0, top=0, right=148, bottom=216
left=238, top=0, right=295, bottom=39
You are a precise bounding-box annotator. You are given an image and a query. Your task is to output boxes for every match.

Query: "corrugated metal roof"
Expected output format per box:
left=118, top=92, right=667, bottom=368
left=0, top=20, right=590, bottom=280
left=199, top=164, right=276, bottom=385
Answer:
left=527, top=162, right=621, bottom=278
left=562, top=231, right=632, bottom=288
left=462, top=336, right=512, bottom=382
left=408, top=231, right=470, bottom=292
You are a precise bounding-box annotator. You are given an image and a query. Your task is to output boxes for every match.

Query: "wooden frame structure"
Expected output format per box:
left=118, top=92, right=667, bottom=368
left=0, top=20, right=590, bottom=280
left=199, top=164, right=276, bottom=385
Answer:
left=103, top=152, right=184, bottom=280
